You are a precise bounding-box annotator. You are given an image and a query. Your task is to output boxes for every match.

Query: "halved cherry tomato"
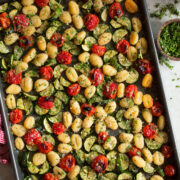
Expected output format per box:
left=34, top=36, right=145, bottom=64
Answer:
left=24, top=128, right=42, bottom=146
left=57, top=51, right=72, bottom=65
left=13, top=14, right=29, bottom=32
left=89, top=69, right=104, bottom=86
left=5, top=69, right=22, bottom=84
left=43, top=173, right=58, bottom=180
left=97, top=132, right=109, bottom=145
left=50, top=33, right=64, bottom=48
left=84, top=13, right=99, bottom=31
left=151, top=102, right=163, bottom=117
left=91, top=155, right=108, bottom=173
left=38, top=96, right=54, bottom=110
left=125, top=85, right=138, bottom=98
left=164, top=164, right=176, bottom=177
left=108, top=2, right=123, bottom=19
left=0, top=12, right=11, bottom=29
left=116, top=39, right=129, bottom=54
left=91, top=44, right=106, bottom=56
left=9, top=109, right=23, bottom=124
left=161, top=145, right=173, bottom=159
left=52, top=123, right=65, bottom=135
left=19, top=36, right=33, bottom=49
left=134, top=59, right=153, bottom=74
left=143, top=123, right=158, bottom=140
left=38, top=141, right=53, bottom=154
left=59, top=154, right=76, bottom=172
left=40, top=66, right=54, bottom=80
left=104, top=82, right=118, bottom=99
left=128, top=146, right=141, bottom=157
left=67, top=83, right=81, bottom=96
left=36, top=0, right=50, bottom=7
left=81, top=104, right=95, bottom=116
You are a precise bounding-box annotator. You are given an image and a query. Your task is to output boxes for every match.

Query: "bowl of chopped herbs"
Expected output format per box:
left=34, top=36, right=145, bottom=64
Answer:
left=157, top=19, right=180, bottom=61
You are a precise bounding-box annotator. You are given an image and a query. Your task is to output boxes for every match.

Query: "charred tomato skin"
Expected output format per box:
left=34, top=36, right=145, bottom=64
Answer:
left=40, top=66, right=54, bottom=80
left=97, top=132, right=109, bottom=145
left=19, top=36, right=33, bottom=48
left=104, top=82, right=118, bottom=99
left=125, top=84, right=138, bottom=98
left=81, top=104, right=95, bottom=116
left=91, top=44, right=106, bottom=56
left=143, top=123, right=158, bottom=140
left=89, top=69, right=104, bottom=86
left=5, top=69, right=22, bottom=84
left=84, top=13, right=99, bottom=31
left=134, top=59, right=153, bottom=74
left=57, top=51, right=72, bottom=65
left=128, top=146, right=141, bottom=157
left=50, top=33, right=64, bottom=48
left=67, top=83, right=81, bottom=96
left=151, top=101, right=163, bottom=117
left=9, top=108, right=23, bottom=124
left=116, top=39, right=129, bottom=54
left=43, top=173, right=58, bottom=180
left=38, top=141, right=53, bottom=154
left=161, top=145, right=173, bottom=159
left=52, top=123, right=65, bottom=135
left=164, top=164, right=176, bottom=177
left=109, top=2, right=124, bottom=19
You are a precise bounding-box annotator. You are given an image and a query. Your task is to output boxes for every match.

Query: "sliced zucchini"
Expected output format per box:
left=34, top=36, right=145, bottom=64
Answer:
left=118, top=53, right=132, bottom=67
left=19, top=151, right=29, bottom=167
left=11, top=1, right=22, bottom=11
left=136, top=172, right=146, bottom=180
left=50, top=20, right=62, bottom=27
left=145, top=138, right=162, bottom=150
left=117, top=153, right=129, bottom=172
left=23, top=99, right=33, bottom=115
left=26, top=145, right=38, bottom=152
left=93, top=24, right=109, bottom=38
left=116, top=17, right=131, bottom=31
left=74, top=150, right=85, bottom=166
left=101, top=8, right=108, bottom=22
left=49, top=98, right=63, bottom=116
left=17, top=98, right=24, bottom=110
left=45, top=59, right=57, bottom=66
left=43, top=118, right=52, bottom=133
left=49, top=0, right=64, bottom=10
left=42, top=134, right=55, bottom=145
left=0, top=3, right=8, bottom=13
left=118, top=120, right=132, bottom=130
left=24, top=175, right=38, bottom=180
left=80, top=166, right=97, bottom=180
left=0, top=41, right=9, bottom=54
left=55, top=91, right=69, bottom=104
left=85, top=151, right=99, bottom=164
left=81, top=128, right=91, bottom=139
left=24, top=70, right=39, bottom=78
left=70, top=48, right=81, bottom=56
left=36, top=21, right=49, bottom=34
left=105, top=173, right=118, bottom=180
left=27, top=162, right=39, bottom=174
left=118, top=172, right=133, bottom=180
left=82, top=44, right=91, bottom=51
left=83, top=36, right=97, bottom=50
left=84, top=136, right=97, bottom=152
left=39, top=83, right=55, bottom=97
left=96, top=85, right=104, bottom=97
left=104, top=50, right=118, bottom=62
left=60, top=77, right=71, bottom=87
left=81, top=0, right=92, bottom=10
left=110, top=19, right=121, bottom=29
left=126, top=68, right=139, bottom=84
left=0, top=58, right=7, bottom=70
left=62, top=41, right=77, bottom=51
left=53, top=79, right=64, bottom=90
left=72, top=94, right=86, bottom=104
left=128, top=162, right=139, bottom=173
left=143, top=162, right=155, bottom=174
left=112, top=29, right=128, bottom=43
left=53, top=64, right=67, bottom=78
left=46, top=26, right=57, bottom=39
left=106, top=151, right=117, bottom=171
left=74, top=63, right=91, bottom=76
left=116, top=110, right=126, bottom=122
left=9, top=9, right=18, bottom=20
left=91, top=144, right=105, bottom=154
left=14, top=45, right=23, bottom=60
left=48, top=112, right=63, bottom=123
left=23, top=93, right=38, bottom=101
left=35, top=105, right=49, bottom=115
left=39, top=161, right=49, bottom=174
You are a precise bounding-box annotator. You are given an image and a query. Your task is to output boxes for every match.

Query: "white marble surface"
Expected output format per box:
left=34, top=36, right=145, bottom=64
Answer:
left=0, top=0, right=180, bottom=179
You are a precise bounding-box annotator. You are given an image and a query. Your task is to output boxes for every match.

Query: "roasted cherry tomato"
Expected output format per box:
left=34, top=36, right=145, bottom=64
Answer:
left=97, top=132, right=109, bottom=145
left=128, top=146, right=141, bottom=157
left=43, top=173, right=58, bottom=180
left=24, top=128, right=42, bottom=146
left=52, top=123, right=65, bottom=135
left=108, top=2, right=123, bottom=19
left=38, top=141, right=53, bottom=154
left=89, top=69, right=104, bottom=86
left=164, top=164, right=176, bottom=177
left=143, top=123, right=158, bottom=140
left=125, top=85, right=138, bottom=98
left=116, top=39, right=129, bottom=54
left=67, top=83, right=81, bottom=96
left=19, top=36, right=33, bottom=48
left=36, top=0, right=50, bottom=7
left=13, top=14, right=29, bottom=32
left=59, top=154, right=76, bottom=172
left=5, top=69, right=22, bottom=84
left=38, top=96, right=54, bottom=110
left=40, top=66, right=54, bottom=80
left=104, top=82, right=118, bottom=99
left=151, top=101, right=163, bottom=117
left=161, top=145, right=173, bottom=159
left=50, top=33, right=64, bottom=48
left=9, top=109, right=23, bottom=124
left=57, top=51, right=72, bottom=65
left=0, top=12, right=11, bottom=29
left=81, top=104, right=95, bottom=116
left=91, top=44, right=106, bottom=56
left=134, top=59, right=153, bottom=74
left=84, top=13, right=99, bottom=31
left=91, top=155, right=108, bottom=173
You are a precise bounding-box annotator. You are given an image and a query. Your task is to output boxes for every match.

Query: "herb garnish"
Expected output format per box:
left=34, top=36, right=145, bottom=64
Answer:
left=159, top=55, right=174, bottom=70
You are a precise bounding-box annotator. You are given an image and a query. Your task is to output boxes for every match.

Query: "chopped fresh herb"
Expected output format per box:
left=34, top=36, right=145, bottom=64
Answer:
left=176, top=85, right=180, bottom=88
left=159, top=56, right=174, bottom=70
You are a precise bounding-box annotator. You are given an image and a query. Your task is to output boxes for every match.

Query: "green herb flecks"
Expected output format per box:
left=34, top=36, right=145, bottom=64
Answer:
left=159, top=55, right=174, bottom=70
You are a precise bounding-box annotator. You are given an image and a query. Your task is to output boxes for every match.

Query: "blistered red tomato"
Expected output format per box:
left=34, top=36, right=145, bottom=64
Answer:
left=36, top=0, right=50, bottom=7
left=38, top=96, right=54, bottom=110
left=5, top=69, right=22, bottom=84
left=52, top=123, right=65, bottom=135
left=91, top=155, right=108, bottom=173
left=164, top=164, right=176, bottom=177
left=67, top=83, right=81, bottom=96
left=134, top=59, right=153, bottom=74
left=97, top=132, right=109, bottom=145
left=13, top=14, right=29, bottom=32
left=91, top=44, right=106, bottom=56
left=0, top=12, right=11, bottom=29
left=109, top=2, right=123, bottom=19
left=125, top=85, right=138, bottom=98
left=9, top=109, right=23, bottom=124
left=57, top=51, right=72, bottom=65
left=151, top=102, right=163, bottom=117
left=116, top=39, right=129, bottom=54
left=161, top=145, right=173, bottom=159
left=143, top=123, right=158, bottom=139
left=128, top=146, right=141, bottom=157
left=38, top=141, right=53, bottom=154
left=43, top=173, right=58, bottom=180
left=40, top=66, right=54, bottom=80
left=81, top=104, right=95, bottom=116
left=50, top=33, right=64, bottom=48
left=89, top=69, right=104, bottom=86
left=24, top=128, right=42, bottom=146
left=59, top=154, right=75, bottom=172
left=104, top=82, right=118, bottom=99
left=19, top=36, right=33, bottom=48
left=84, top=13, right=99, bottom=31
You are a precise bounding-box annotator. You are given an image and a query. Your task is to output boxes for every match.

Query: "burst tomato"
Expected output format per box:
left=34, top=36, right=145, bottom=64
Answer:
left=50, top=33, right=64, bottom=47
left=161, top=145, right=173, bottom=159
left=67, top=83, right=81, bottom=96
left=89, top=69, right=103, bottom=86
left=116, top=39, right=129, bottom=54
left=38, top=97, right=54, bottom=110
left=91, top=44, right=106, bottom=56
left=84, top=13, right=99, bottom=31
left=125, top=85, right=138, bottom=98
left=128, top=146, right=141, bottom=157
left=104, top=82, right=118, bottom=99
left=164, top=164, right=176, bottom=177
left=9, top=109, right=23, bottom=124
left=5, top=69, right=22, bottom=84
left=134, top=59, right=153, bottom=74
left=81, top=104, right=95, bottom=116
left=151, top=102, right=163, bottom=117
left=0, top=12, right=11, bottom=29
left=36, top=0, right=50, bottom=7
left=57, top=51, right=72, bottom=65
left=59, top=154, right=75, bottom=172
left=38, top=141, right=53, bottom=154
left=91, top=155, right=108, bottom=173
left=97, top=132, right=109, bottom=145
left=43, top=173, right=58, bottom=180
left=19, top=36, right=33, bottom=48
left=109, top=2, right=123, bottom=19
left=24, top=128, right=41, bottom=146
left=40, top=66, right=54, bottom=80
left=143, top=123, right=158, bottom=139
left=13, top=14, right=29, bottom=32
left=52, top=123, right=65, bottom=135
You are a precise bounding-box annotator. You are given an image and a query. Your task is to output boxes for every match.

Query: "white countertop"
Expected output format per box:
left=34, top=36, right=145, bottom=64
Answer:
left=0, top=0, right=180, bottom=179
